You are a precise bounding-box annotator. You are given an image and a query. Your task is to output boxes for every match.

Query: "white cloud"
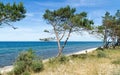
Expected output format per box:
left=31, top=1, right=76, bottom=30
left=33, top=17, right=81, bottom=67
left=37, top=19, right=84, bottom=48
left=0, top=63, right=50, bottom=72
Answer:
left=66, top=0, right=107, bottom=7
left=35, top=0, right=107, bottom=8
left=35, top=2, right=65, bottom=8
left=26, top=13, right=34, bottom=17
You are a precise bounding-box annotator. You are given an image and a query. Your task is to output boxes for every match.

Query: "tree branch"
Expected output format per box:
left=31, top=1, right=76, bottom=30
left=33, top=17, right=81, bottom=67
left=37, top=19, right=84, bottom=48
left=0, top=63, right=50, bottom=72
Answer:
left=59, top=30, right=66, bottom=41
left=4, top=22, right=18, bottom=29
left=61, top=28, right=72, bottom=52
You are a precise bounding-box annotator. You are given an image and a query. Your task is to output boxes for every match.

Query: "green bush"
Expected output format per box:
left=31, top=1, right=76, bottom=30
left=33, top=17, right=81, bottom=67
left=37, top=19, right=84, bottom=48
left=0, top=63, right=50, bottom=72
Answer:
left=58, top=55, right=69, bottom=63
left=97, top=50, right=107, bottom=58
left=31, top=60, right=44, bottom=72
left=14, top=61, right=26, bottom=75
left=48, top=56, right=69, bottom=64
left=112, top=59, right=120, bottom=65
left=16, top=49, right=34, bottom=67
left=71, top=54, right=87, bottom=59
left=22, top=71, right=31, bottom=75
left=7, top=71, right=14, bottom=75
left=49, top=58, right=56, bottom=64
left=12, top=49, right=44, bottom=75
left=78, top=54, right=87, bottom=59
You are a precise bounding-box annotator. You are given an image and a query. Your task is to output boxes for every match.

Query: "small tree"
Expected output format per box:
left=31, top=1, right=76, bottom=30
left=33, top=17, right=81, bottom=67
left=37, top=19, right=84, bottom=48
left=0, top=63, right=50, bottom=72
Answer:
left=43, top=6, right=94, bottom=57
left=0, top=2, right=26, bottom=29
left=115, top=10, right=120, bottom=46
left=102, top=12, right=113, bottom=48
left=97, top=10, right=120, bottom=48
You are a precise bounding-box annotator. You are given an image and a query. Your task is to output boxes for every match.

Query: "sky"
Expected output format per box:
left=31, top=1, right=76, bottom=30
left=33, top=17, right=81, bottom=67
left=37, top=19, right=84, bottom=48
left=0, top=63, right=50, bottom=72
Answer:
left=0, top=0, right=120, bottom=41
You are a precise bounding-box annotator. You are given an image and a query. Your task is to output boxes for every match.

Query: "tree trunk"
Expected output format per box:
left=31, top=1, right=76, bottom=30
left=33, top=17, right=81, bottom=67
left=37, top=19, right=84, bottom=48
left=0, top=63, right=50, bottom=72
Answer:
left=103, top=27, right=108, bottom=48
left=53, top=26, right=62, bottom=57
left=112, top=35, right=116, bottom=49
left=57, top=28, right=72, bottom=57
left=116, top=37, right=120, bottom=46
left=57, top=48, right=62, bottom=57
left=62, top=28, right=72, bottom=51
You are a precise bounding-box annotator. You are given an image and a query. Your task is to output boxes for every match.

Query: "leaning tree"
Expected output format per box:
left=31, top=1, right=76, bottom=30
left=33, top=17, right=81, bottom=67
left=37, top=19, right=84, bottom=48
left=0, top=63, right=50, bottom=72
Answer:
left=43, top=6, right=94, bottom=57
left=0, top=2, right=26, bottom=29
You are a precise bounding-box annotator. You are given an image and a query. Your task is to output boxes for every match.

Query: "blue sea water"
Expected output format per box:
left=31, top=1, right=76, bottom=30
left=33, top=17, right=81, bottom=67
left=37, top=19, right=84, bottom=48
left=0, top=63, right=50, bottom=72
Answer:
left=0, top=41, right=102, bottom=67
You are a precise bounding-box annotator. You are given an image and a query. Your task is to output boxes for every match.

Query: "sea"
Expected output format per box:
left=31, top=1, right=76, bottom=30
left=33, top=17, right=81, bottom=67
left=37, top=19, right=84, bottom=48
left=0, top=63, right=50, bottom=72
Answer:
left=0, top=41, right=102, bottom=67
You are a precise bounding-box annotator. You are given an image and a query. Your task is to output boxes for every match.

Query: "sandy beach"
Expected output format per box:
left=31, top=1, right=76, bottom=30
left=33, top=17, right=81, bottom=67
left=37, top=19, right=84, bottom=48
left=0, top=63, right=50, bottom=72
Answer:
left=0, top=47, right=97, bottom=74
left=0, top=65, right=13, bottom=74
left=67, top=47, right=97, bottom=56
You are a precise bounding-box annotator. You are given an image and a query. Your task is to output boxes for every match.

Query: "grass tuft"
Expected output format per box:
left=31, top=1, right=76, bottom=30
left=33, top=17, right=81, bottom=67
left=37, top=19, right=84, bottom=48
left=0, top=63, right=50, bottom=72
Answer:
left=97, top=50, right=107, bottom=58
left=112, top=59, right=120, bottom=65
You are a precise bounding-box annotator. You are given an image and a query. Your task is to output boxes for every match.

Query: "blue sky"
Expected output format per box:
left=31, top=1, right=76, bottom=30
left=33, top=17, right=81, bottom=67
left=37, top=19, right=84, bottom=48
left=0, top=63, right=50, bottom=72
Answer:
left=0, top=0, right=120, bottom=41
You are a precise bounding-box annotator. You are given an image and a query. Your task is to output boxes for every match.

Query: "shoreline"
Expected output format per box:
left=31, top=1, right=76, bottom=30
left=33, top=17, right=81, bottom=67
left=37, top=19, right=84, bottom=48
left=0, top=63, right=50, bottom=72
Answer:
left=67, top=47, right=97, bottom=56
left=0, top=47, right=97, bottom=74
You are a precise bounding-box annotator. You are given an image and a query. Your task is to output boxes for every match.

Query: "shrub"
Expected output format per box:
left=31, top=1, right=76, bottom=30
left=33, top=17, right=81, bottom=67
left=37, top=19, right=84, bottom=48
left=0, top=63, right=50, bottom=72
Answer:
left=71, top=54, right=87, bottom=59
left=7, top=71, right=14, bottom=75
left=22, top=71, right=31, bottom=75
left=97, top=50, right=107, bottom=58
left=31, top=60, right=44, bottom=72
left=49, top=58, right=56, bottom=64
left=96, top=47, right=104, bottom=51
left=14, top=61, right=26, bottom=75
left=58, top=55, right=69, bottom=63
left=112, top=59, right=120, bottom=65
left=16, top=49, right=34, bottom=67
left=78, top=54, right=87, bottom=59
left=12, top=49, right=44, bottom=75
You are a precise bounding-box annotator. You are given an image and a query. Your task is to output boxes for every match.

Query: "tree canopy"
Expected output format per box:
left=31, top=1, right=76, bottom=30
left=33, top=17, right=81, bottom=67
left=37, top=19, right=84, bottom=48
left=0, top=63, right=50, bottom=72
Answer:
left=43, top=6, right=94, bottom=56
left=97, top=10, right=120, bottom=48
left=0, top=2, right=26, bottom=29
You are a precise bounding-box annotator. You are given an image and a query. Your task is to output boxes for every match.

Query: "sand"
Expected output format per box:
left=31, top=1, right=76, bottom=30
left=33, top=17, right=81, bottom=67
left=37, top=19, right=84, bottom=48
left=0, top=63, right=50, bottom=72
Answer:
left=0, top=65, right=13, bottom=74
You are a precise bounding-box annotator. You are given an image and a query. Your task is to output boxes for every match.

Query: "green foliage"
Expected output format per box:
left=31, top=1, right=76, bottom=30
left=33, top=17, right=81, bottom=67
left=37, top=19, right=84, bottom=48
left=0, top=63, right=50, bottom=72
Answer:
left=16, top=49, right=34, bottom=67
left=97, top=50, right=107, bottom=58
left=112, top=59, right=120, bottom=65
left=97, top=10, right=120, bottom=49
left=13, top=49, right=44, bottom=75
left=14, top=61, right=26, bottom=75
left=57, top=55, right=69, bottom=63
left=43, top=5, right=93, bottom=30
left=71, top=54, right=87, bottom=59
left=0, top=2, right=26, bottom=27
left=31, top=60, right=44, bottom=72
left=97, top=26, right=104, bottom=33
left=43, top=5, right=94, bottom=56
left=7, top=71, right=14, bottom=75
left=96, top=47, right=104, bottom=50
left=22, top=71, right=31, bottom=75
left=48, top=56, right=69, bottom=64
left=49, top=58, right=56, bottom=64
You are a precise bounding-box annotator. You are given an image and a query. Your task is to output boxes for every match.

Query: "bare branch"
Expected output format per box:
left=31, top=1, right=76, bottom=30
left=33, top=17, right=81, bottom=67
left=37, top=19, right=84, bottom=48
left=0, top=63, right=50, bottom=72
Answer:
left=4, top=22, right=18, bottom=29
left=59, top=30, right=66, bottom=41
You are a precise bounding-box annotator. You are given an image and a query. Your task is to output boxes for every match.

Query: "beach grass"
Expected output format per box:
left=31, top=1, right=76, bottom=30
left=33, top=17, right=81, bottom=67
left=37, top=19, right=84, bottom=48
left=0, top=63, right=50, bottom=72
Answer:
left=31, top=49, right=120, bottom=75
